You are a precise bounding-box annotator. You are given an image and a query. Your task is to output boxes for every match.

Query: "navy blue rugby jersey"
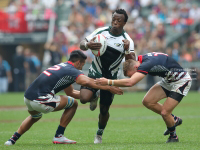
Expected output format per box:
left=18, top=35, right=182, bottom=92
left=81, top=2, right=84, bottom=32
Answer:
left=25, top=61, right=83, bottom=100
left=137, top=52, right=187, bottom=82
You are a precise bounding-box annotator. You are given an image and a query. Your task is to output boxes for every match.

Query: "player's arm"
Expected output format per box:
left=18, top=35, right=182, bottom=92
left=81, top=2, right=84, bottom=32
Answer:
left=76, top=75, right=123, bottom=95
left=95, top=72, right=146, bottom=87
left=63, top=85, right=80, bottom=99
left=80, top=37, right=101, bottom=51
left=123, top=34, right=136, bottom=60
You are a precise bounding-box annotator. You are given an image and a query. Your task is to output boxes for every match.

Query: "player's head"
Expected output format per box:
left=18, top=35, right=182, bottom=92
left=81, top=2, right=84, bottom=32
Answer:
left=111, top=9, right=128, bottom=30
left=69, top=50, right=87, bottom=70
left=123, top=59, right=140, bottom=77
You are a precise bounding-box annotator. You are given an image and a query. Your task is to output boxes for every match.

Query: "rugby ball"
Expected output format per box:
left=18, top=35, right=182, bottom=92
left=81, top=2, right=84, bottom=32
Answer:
left=91, top=34, right=107, bottom=57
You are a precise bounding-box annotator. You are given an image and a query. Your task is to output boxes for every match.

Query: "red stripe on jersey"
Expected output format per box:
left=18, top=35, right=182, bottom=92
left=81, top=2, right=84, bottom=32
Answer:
left=76, top=74, right=84, bottom=80
left=138, top=55, right=143, bottom=64
left=137, top=70, right=148, bottom=74
left=67, top=61, right=75, bottom=66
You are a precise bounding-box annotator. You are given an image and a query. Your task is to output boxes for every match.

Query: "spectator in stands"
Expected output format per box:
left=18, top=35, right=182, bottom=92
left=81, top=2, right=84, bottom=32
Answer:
left=24, top=48, right=41, bottom=89
left=53, top=31, right=68, bottom=59
left=13, top=45, right=26, bottom=92
left=180, top=48, right=192, bottom=62
left=0, top=55, right=12, bottom=93
left=46, top=42, right=62, bottom=65
left=172, top=42, right=180, bottom=62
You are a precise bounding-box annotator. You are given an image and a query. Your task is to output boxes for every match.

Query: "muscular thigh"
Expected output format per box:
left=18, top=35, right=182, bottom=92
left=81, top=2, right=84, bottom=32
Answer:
left=143, top=84, right=167, bottom=103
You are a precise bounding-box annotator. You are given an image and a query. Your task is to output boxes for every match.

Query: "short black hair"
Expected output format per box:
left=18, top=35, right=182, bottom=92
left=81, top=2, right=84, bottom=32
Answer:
left=69, top=50, right=87, bottom=63
left=113, top=9, right=128, bottom=22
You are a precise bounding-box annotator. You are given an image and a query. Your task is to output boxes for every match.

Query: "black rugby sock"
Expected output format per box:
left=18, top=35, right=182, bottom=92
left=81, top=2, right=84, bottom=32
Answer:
left=97, top=122, right=106, bottom=136
left=55, top=125, right=66, bottom=137
left=9, top=132, right=21, bottom=144
left=167, top=126, right=177, bottom=137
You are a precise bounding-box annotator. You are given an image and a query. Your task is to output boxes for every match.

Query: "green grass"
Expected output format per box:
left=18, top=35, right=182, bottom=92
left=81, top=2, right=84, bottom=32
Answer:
left=0, top=92, right=200, bottom=150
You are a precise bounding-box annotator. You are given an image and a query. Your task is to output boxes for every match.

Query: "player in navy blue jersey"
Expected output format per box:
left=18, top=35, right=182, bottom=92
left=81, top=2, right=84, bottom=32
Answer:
left=95, top=52, right=192, bottom=143
left=5, top=50, right=123, bottom=146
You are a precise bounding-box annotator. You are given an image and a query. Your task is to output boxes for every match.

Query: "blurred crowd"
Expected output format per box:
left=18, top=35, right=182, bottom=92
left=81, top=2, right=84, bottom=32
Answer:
left=0, top=0, right=200, bottom=93
left=0, top=46, right=41, bottom=93
left=3, top=0, right=200, bottom=62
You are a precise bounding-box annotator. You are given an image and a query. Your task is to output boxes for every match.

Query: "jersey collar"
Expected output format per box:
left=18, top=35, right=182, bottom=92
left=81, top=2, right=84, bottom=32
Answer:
left=67, top=61, right=75, bottom=66
left=138, top=55, right=143, bottom=64
left=109, top=26, right=125, bottom=37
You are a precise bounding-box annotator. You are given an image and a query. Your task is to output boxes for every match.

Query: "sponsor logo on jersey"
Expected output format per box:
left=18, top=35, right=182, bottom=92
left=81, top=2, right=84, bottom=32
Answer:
left=114, top=43, right=123, bottom=47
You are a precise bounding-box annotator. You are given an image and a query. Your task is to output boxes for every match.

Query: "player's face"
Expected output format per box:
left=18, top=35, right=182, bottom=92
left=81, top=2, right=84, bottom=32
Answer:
left=111, top=13, right=126, bottom=30
left=126, top=69, right=137, bottom=78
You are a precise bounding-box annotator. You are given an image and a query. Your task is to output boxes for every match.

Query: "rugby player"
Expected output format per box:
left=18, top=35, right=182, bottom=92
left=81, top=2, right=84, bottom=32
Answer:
left=4, top=50, right=123, bottom=146
left=95, top=52, right=192, bottom=143
left=79, top=9, right=135, bottom=143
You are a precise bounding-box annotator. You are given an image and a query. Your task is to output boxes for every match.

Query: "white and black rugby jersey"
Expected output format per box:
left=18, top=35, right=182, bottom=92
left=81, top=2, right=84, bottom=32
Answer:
left=86, top=26, right=134, bottom=75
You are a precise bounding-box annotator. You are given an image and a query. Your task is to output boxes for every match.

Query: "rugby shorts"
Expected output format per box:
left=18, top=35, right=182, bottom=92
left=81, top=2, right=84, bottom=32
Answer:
left=157, top=72, right=192, bottom=97
left=24, top=94, right=60, bottom=114
left=80, top=64, right=117, bottom=106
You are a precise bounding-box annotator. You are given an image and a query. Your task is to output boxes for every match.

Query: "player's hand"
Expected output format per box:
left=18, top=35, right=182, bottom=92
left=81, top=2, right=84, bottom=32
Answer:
left=122, top=39, right=130, bottom=52
left=87, top=37, right=102, bottom=50
left=95, top=77, right=108, bottom=86
left=109, top=86, right=123, bottom=95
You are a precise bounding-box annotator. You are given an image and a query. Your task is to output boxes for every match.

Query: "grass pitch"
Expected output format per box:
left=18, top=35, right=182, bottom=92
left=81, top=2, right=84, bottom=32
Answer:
left=0, top=92, right=200, bottom=150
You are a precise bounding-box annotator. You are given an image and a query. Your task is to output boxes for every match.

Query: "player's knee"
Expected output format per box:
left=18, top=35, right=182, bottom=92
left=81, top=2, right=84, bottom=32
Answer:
left=64, top=96, right=77, bottom=109
left=80, top=98, right=87, bottom=104
left=31, top=112, right=42, bottom=120
left=161, top=109, right=169, bottom=118
left=142, top=98, right=149, bottom=107
left=73, top=99, right=78, bottom=109
left=80, top=95, right=90, bottom=104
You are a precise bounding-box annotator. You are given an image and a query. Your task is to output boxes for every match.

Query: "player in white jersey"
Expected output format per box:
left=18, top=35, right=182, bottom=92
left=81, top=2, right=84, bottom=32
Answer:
left=79, top=9, right=135, bottom=144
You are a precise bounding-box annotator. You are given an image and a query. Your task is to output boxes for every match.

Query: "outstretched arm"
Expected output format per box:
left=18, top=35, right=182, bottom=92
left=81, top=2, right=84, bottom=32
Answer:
left=95, top=72, right=146, bottom=87
left=64, top=85, right=80, bottom=99
left=76, top=75, right=123, bottom=95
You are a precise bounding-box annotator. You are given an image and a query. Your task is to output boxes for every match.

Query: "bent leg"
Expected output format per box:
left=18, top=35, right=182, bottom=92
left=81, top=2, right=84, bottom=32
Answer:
left=53, top=95, right=78, bottom=127
left=5, top=110, right=42, bottom=146
left=161, top=97, right=179, bottom=127
left=142, top=84, right=167, bottom=115
left=53, top=95, right=78, bottom=144
left=17, top=110, right=42, bottom=135
left=80, top=86, right=97, bottom=104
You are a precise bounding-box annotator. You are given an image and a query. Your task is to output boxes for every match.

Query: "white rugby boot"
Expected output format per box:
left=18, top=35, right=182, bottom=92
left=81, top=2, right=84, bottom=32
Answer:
left=52, top=135, right=76, bottom=144
left=94, top=135, right=102, bottom=144
left=4, top=140, right=14, bottom=146
left=90, top=91, right=100, bottom=111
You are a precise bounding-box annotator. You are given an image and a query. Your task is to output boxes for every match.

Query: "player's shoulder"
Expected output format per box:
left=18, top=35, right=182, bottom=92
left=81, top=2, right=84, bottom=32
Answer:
left=123, top=32, right=133, bottom=41
left=94, top=26, right=109, bottom=34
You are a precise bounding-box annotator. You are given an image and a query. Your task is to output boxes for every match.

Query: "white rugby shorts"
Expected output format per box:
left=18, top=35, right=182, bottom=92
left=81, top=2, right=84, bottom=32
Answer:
left=24, top=95, right=60, bottom=114
left=157, top=72, right=192, bottom=96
